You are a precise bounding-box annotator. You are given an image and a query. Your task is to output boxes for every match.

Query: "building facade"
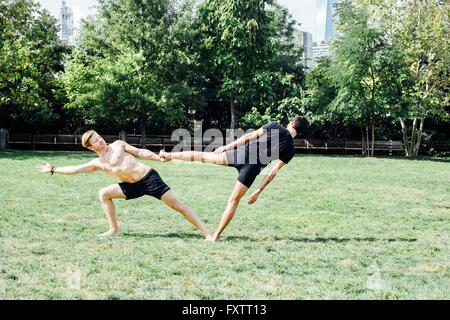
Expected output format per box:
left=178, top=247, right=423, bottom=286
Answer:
left=311, top=42, right=331, bottom=66
left=324, top=0, right=336, bottom=44
left=309, top=0, right=337, bottom=67
left=59, top=1, right=74, bottom=44
left=295, top=31, right=314, bottom=70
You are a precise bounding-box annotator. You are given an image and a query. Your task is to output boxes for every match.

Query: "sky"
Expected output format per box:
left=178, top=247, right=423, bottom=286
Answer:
left=36, top=0, right=325, bottom=42
left=36, top=0, right=99, bottom=29
left=278, top=0, right=326, bottom=42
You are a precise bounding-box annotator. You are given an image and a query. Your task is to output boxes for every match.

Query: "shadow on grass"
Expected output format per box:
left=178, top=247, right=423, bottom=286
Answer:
left=0, top=149, right=93, bottom=161
left=122, top=232, right=417, bottom=243
left=228, top=235, right=418, bottom=243
left=295, top=154, right=450, bottom=164
left=122, top=232, right=204, bottom=240
left=279, top=236, right=418, bottom=243
left=375, top=156, right=450, bottom=164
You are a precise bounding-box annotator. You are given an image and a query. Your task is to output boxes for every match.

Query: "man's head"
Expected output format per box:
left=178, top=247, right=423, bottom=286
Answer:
left=81, top=130, right=107, bottom=152
left=287, top=115, right=309, bottom=137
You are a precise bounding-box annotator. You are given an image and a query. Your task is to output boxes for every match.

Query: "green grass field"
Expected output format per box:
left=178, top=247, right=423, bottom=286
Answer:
left=0, top=150, right=449, bottom=299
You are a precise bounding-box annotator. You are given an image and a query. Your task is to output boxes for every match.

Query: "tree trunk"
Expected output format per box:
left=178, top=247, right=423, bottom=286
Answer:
left=140, top=118, right=146, bottom=148
left=414, top=118, right=424, bottom=157
left=400, top=117, right=424, bottom=158
left=230, top=95, right=236, bottom=129
left=371, top=119, right=375, bottom=157
left=410, top=117, right=418, bottom=157
left=399, top=118, right=411, bottom=157
left=0, top=128, right=9, bottom=150
left=366, top=124, right=370, bottom=157
left=361, top=127, right=366, bottom=157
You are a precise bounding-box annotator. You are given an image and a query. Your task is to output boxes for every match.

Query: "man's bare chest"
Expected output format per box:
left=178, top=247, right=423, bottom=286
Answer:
left=100, top=145, right=134, bottom=171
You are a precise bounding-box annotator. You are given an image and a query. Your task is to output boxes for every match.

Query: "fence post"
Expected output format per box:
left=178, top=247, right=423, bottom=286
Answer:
left=119, top=130, right=127, bottom=142
left=0, top=129, right=8, bottom=150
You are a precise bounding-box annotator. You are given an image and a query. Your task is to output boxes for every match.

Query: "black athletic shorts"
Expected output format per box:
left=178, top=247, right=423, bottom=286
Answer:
left=119, top=169, right=171, bottom=200
left=226, top=149, right=262, bottom=188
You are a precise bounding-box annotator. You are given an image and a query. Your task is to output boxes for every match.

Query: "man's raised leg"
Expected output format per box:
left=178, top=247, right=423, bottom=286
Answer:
left=98, top=184, right=126, bottom=237
left=160, top=190, right=212, bottom=240
left=160, top=150, right=228, bottom=166
left=213, top=181, right=249, bottom=241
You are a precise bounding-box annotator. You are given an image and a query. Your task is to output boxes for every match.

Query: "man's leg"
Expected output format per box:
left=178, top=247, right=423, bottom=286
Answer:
left=160, top=190, right=212, bottom=240
left=160, top=150, right=228, bottom=166
left=98, top=184, right=126, bottom=237
left=213, top=181, right=249, bottom=241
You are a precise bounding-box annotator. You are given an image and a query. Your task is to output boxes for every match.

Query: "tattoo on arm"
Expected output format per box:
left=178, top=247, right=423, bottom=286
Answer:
left=258, top=171, right=277, bottom=193
left=257, top=161, right=285, bottom=193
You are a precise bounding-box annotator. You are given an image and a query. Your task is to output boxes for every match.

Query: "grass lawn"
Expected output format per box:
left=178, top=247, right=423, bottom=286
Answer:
left=0, top=150, right=449, bottom=299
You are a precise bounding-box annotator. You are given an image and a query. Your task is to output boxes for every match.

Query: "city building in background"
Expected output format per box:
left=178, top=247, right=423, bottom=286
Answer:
left=312, top=42, right=331, bottom=66
left=324, top=0, right=336, bottom=44
left=59, top=1, right=74, bottom=44
left=315, top=0, right=336, bottom=44
left=295, top=31, right=313, bottom=70
left=309, top=0, right=336, bottom=67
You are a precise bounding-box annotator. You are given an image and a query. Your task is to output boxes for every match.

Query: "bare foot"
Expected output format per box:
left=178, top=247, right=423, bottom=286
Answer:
left=213, top=233, right=221, bottom=242
left=98, top=230, right=120, bottom=237
left=205, top=235, right=214, bottom=242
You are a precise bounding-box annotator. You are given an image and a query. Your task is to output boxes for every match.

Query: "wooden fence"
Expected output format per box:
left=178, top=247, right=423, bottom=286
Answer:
left=6, top=133, right=412, bottom=154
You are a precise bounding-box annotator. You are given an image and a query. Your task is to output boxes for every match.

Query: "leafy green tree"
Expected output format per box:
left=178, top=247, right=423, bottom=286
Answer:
left=62, top=0, right=197, bottom=142
left=379, top=0, right=449, bottom=157
left=196, top=0, right=278, bottom=128
left=300, top=57, right=340, bottom=138
left=330, top=0, right=403, bottom=156
left=0, top=0, right=68, bottom=131
left=238, top=3, right=306, bottom=129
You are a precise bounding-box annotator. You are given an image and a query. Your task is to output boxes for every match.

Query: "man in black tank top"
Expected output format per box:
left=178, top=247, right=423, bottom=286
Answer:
left=160, top=115, right=309, bottom=241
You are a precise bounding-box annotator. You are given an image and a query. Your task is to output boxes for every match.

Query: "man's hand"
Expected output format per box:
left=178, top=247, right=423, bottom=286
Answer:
left=159, top=150, right=172, bottom=162
left=247, top=189, right=261, bottom=204
left=36, top=162, right=53, bottom=173
left=214, top=146, right=227, bottom=154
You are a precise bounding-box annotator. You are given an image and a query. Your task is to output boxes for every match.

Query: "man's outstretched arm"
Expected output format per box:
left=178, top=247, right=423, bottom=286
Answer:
left=247, top=160, right=285, bottom=204
left=36, top=160, right=99, bottom=175
left=122, top=141, right=161, bottom=161
left=214, top=128, right=264, bottom=154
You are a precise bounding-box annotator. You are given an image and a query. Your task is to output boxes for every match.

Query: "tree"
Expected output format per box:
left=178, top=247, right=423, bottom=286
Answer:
left=381, top=0, right=450, bottom=157
left=0, top=0, right=69, bottom=131
left=196, top=0, right=278, bottom=128
left=230, top=3, right=307, bottom=129
left=62, top=0, right=196, bottom=142
left=300, top=57, right=340, bottom=139
left=330, top=0, right=402, bottom=156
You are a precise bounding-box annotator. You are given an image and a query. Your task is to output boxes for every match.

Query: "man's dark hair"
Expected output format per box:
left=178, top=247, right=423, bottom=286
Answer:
left=292, top=115, right=309, bottom=136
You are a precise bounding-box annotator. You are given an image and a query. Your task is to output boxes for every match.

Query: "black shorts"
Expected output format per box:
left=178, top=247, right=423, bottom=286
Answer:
left=226, top=149, right=262, bottom=188
left=119, top=169, right=171, bottom=200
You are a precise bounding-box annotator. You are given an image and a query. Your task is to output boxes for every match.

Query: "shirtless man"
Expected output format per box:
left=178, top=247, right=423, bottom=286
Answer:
left=160, top=116, right=309, bottom=241
left=36, top=130, right=212, bottom=240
